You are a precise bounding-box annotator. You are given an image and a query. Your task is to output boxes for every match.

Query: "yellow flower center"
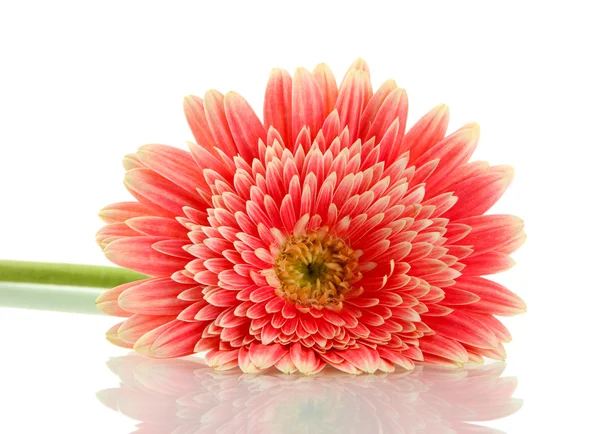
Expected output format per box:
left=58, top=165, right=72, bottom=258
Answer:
left=274, top=229, right=361, bottom=310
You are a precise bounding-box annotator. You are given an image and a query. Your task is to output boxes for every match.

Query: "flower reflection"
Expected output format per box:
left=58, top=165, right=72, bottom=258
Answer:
left=98, top=355, right=521, bottom=433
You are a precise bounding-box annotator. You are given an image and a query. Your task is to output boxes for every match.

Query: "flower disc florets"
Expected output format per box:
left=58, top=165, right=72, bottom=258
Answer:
left=271, top=228, right=361, bottom=310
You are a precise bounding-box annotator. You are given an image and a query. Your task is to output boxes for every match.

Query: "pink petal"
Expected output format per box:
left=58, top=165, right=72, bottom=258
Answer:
left=183, top=95, right=218, bottom=151
left=203, top=89, right=238, bottom=158
left=135, top=320, right=206, bottom=358
left=455, top=276, right=526, bottom=316
left=187, top=140, right=233, bottom=182
left=117, top=314, right=176, bottom=345
left=335, top=69, right=371, bottom=142
left=104, top=236, right=189, bottom=276
left=118, top=277, right=193, bottom=315
left=413, top=123, right=480, bottom=195
left=422, top=303, right=454, bottom=316
left=152, top=239, right=192, bottom=259
left=136, top=144, right=208, bottom=197
left=177, top=301, right=207, bottom=321
left=456, top=214, right=525, bottom=257
left=312, top=63, right=339, bottom=115
left=204, top=348, right=239, bottom=368
left=264, top=68, right=292, bottom=148
left=445, top=223, right=472, bottom=244
left=260, top=322, right=280, bottom=345
left=329, top=360, right=361, bottom=374
left=443, top=166, right=515, bottom=219
left=204, top=289, right=238, bottom=307
left=248, top=342, right=287, bottom=369
left=124, top=168, right=203, bottom=217
left=471, top=342, right=508, bottom=360
left=377, top=347, right=415, bottom=370
left=377, top=357, right=396, bottom=373
left=289, top=342, right=320, bottom=374
left=424, top=310, right=499, bottom=350
left=238, top=346, right=262, bottom=373
left=358, top=79, right=398, bottom=139
left=365, top=88, right=408, bottom=161
left=99, top=202, right=154, bottom=224
left=401, top=104, right=450, bottom=164
left=96, top=279, right=150, bottom=317
left=418, top=334, right=469, bottom=365
left=122, top=153, right=144, bottom=170
left=265, top=296, right=285, bottom=313
left=96, top=223, right=139, bottom=248
left=431, top=160, right=490, bottom=197
left=274, top=352, right=297, bottom=374
left=440, top=287, right=481, bottom=306
left=338, top=344, right=381, bottom=373
left=105, top=322, right=133, bottom=349
left=469, top=312, right=512, bottom=343
left=124, top=216, right=188, bottom=238
left=292, top=68, right=325, bottom=142
left=461, top=252, right=515, bottom=276
left=224, top=91, right=266, bottom=162
left=194, top=303, right=223, bottom=321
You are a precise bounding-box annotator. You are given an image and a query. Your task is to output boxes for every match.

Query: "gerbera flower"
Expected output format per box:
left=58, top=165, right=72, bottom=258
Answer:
left=98, top=355, right=522, bottom=433
left=96, top=58, right=526, bottom=374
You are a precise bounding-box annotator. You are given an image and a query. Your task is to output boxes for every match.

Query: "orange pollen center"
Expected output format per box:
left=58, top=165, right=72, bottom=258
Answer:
left=274, top=230, right=361, bottom=309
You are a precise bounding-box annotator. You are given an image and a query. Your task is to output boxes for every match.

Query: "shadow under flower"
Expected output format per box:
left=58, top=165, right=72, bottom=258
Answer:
left=98, top=355, right=521, bottom=434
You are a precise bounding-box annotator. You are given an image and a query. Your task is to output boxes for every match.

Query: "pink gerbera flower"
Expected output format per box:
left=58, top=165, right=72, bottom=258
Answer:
left=96, top=58, right=526, bottom=374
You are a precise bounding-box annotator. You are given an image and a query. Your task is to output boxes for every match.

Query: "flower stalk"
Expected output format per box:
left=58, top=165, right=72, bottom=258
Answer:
left=0, top=260, right=146, bottom=288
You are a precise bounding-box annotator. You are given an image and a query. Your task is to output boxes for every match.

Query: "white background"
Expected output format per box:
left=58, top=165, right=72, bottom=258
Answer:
left=1, top=1, right=598, bottom=432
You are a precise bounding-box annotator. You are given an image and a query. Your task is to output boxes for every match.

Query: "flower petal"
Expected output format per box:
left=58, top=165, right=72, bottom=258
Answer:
left=274, top=352, right=297, bottom=374
left=99, top=202, right=154, bottom=224
left=117, top=314, right=175, bottom=345
left=289, top=342, right=320, bottom=374
left=264, top=68, right=292, bottom=147
left=96, top=279, right=149, bottom=317
left=443, top=166, right=515, bottom=219
left=358, top=79, right=398, bottom=140
left=136, top=144, right=208, bottom=197
left=238, top=346, right=262, bottom=373
left=124, top=216, right=189, bottom=238
left=418, top=334, right=469, bottom=365
left=312, top=63, right=338, bottom=115
left=118, top=277, right=193, bottom=315
left=248, top=342, right=287, bottom=369
left=377, top=347, right=416, bottom=371
left=455, top=214, right=525, bottom=257
left=184, top=95, right=218, bottom=150
left=203, top=89, right=238, bottom=158
left=453, top=277, right=526, bottom=316
left=134, top=320, right=206, bottom=359
left=338, top=344, right=381, bottom=374
left=335, top=69, right=371, bottom=142
left=401, top=104, right=449, bottom=164
left=124, top=168, right=203, bottom=217
left=292, top=68, right=325, bottom=142
left=104, top=236, right=188, bottom=276
left=224, top=91, right=266, bottom=162
left=365, top=88, right=408, bottom=161
left=461, top=252, right=515, bottom=276
left=424, top=310, right=499, bottom=350
left=413, top=123, right=480, bottom=195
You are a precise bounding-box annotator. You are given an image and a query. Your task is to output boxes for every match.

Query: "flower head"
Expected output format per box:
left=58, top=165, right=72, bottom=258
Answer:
left=96, top=58, right=526, bottom=374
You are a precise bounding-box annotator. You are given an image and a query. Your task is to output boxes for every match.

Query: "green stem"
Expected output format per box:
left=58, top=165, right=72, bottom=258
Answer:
left=0, top=260, right=147, bottom=288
